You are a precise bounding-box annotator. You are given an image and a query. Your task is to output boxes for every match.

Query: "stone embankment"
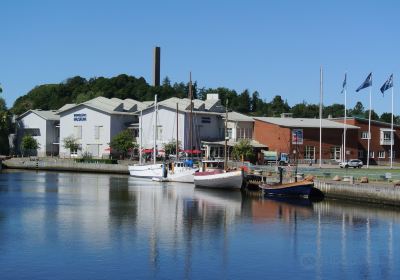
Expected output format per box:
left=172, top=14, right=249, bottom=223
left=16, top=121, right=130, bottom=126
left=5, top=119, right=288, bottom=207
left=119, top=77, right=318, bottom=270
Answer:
left=314, top=180, right=400, bottom=206
left=2, top=158, right=129, bottom=174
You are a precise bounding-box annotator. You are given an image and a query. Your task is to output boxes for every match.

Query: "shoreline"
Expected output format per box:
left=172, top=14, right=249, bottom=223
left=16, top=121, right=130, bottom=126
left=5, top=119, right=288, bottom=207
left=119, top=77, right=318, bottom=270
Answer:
left=3, top=158, right=400, bottom=207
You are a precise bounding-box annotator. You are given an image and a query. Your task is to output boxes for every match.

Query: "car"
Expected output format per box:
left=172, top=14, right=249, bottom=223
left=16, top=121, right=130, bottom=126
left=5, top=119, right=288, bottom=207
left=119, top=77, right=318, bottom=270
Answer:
left=339, top=159, right=363, bottom=168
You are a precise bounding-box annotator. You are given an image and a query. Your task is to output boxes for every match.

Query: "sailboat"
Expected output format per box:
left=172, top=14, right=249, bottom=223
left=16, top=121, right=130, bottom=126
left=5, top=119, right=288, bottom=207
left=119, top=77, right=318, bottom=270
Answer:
left=193, top=100, right=243, bottom=189
left=128, top=95, right=163, bottom=178
left=152, top=74, right=199, bottom=183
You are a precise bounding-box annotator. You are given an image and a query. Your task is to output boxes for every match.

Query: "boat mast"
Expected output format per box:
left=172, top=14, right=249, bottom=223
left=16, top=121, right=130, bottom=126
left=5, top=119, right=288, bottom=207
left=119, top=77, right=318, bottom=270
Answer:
left=139, top=110, right=143, bottom=165
left=189, top=72, right=193, bottom=160
left=176, top=102, right=179, bottom=160
left=153, top=94, right=157, bottom=165
left=224, top=99, right=228, bottom=170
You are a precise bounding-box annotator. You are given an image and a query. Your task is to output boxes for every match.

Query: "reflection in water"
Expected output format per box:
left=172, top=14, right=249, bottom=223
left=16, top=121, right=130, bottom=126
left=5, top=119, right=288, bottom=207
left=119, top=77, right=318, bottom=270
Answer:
left=0, top=170, right=399, bottom=279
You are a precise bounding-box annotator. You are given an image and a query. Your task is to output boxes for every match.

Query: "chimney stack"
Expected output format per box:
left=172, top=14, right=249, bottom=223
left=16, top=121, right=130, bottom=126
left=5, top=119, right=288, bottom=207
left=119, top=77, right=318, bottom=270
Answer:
left=153, top=46, right=161, bottom=87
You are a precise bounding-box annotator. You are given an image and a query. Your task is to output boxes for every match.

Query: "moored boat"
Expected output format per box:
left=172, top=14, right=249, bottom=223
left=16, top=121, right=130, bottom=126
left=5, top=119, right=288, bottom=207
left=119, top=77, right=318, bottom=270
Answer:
left=260, top=180, right=314, bottom=197
left=194, top=169, right=243, bottom=189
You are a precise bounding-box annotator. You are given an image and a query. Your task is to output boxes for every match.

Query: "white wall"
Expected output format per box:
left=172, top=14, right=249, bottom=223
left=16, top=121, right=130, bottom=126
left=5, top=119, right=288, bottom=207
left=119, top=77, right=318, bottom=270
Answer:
left=59, top=106, right=111, bottom=158
left=140, top=106, right=185, bottom=150
left=18, top=113, right=47, bottom=156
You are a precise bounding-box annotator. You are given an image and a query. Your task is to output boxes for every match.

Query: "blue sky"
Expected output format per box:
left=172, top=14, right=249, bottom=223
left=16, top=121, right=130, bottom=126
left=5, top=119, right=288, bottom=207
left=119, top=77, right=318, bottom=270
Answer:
left=1, top=0, right=399, bottom=114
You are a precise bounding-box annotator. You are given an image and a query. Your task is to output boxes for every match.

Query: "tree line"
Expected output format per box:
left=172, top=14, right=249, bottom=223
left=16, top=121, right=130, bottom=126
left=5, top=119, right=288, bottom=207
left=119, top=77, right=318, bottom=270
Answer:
left=1, top=74, right=399, bottom=155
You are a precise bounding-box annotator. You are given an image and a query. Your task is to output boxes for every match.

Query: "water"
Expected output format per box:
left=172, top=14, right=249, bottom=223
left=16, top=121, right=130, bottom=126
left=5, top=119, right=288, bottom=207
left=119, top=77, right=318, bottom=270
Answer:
left=0, top=170, right=399, bottom=280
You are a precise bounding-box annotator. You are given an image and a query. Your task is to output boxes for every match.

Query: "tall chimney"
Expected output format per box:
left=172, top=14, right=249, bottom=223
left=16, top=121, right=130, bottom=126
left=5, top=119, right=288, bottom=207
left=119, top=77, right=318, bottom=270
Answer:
left=153, top=46, right=161, bottom=87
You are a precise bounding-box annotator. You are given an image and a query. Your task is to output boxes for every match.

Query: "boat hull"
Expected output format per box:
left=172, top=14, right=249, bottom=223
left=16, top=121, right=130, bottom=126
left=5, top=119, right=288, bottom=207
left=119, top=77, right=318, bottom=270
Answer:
left=167, top=169, right=197, bottom=183
left=128, top=164, right=163, bottom=178
left=261, top=181, right=314, bottom=197
left=194, top=170, right=243, bottom=189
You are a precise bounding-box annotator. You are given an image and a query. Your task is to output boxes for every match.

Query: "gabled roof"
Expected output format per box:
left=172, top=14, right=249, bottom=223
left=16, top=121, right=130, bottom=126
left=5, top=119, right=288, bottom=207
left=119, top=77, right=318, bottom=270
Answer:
left=57, top=97, right=141, bottom=115
left=57, top=103, right=76, bottom=112
left=17, top=109, right=60, bottom=121
left=152, top=97, right=225, bottom=114
left=224, top=111, right=254, bottom=122
left=254, top=117, right=359, bottom=129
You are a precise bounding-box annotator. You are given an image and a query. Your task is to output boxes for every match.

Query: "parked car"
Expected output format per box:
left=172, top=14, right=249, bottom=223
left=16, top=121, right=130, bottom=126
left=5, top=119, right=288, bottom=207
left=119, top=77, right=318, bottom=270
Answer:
left=339, top=159, right=363, bottom=168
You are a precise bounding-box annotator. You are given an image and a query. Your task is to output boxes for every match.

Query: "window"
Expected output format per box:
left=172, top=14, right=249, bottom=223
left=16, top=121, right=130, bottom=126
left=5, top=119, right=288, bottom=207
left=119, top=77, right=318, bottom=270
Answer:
left=330, top=146, right=341, bottom=161
left=358, top=150, right=364, bottom=159
left=201, top=117, right=211, bottom=124
left=378, top=151, right=385, bottom=158
left=369, top=151, right=374, bottom=158
left=94, top=126, right=102, bottom=140
left=361, top=131, right=369, bottom=139
left=304, top=146, right=315, bottom=159
left=226, top=128, right=233, bottom=139
left=157, top=126, right=163, bottom=140
left=390, top=150, right=396, bottom=159
left=74, top=126, right=82, bottom=139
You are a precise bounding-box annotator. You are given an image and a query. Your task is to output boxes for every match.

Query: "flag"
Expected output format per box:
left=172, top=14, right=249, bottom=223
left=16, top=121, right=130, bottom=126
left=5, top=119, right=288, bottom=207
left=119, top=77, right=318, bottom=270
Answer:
left=380, top=74, right=393, bottom=96
left=341, top=73, right=347, bottom=94
left=356, top=73, right=372, bottom=92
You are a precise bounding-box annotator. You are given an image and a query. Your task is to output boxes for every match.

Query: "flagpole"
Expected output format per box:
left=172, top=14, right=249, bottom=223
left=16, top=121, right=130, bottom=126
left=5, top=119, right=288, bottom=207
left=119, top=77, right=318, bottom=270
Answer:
left=390, top=85, right=394, bottom=169
left=319, top=66, right=323, bottom=168
left=367, top=87, right=372, bottom=169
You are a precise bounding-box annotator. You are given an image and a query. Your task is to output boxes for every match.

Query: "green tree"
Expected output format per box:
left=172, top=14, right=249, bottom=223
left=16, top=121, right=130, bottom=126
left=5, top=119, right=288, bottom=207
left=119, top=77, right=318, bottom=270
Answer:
left=21, top=134, right=39, bottom=156
left=236, top=89, right=251, bottom=113
left=163, top=139, right=182, bottom=157
left=364, top=110, right=379, bottom=121
left=350, top=101, right=364, bottom=117
left=62, top=135, right=80, bottom=156
left=0, top=86, right=10, bottom=155
left=232, top=139, right=254, bottom=161
left=380, top=112, right=393, bottom=123
left=109, top=129, right=137, bottom=159
left=324, top=103, right=344, bottom=118
left=270, top=95, right=290, bottom=116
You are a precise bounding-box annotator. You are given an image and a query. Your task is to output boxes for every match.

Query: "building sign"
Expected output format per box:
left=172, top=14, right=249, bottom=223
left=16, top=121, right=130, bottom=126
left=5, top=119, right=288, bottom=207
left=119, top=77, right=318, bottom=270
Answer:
left=74, top=113, right=87, bottom=121
left=292, top=129, right=303, bottom=145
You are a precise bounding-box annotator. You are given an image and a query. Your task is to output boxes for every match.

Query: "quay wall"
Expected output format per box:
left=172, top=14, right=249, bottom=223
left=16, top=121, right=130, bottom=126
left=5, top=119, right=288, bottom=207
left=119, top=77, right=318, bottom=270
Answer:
left=2, top=158, right=129, bottom=175
left=314, top=180, right=400, bottom=206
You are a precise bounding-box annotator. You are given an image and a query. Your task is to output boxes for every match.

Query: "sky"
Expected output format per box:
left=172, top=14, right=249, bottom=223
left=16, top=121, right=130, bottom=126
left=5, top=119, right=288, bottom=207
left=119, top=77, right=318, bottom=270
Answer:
left=1, top=0, right=400, bottom=114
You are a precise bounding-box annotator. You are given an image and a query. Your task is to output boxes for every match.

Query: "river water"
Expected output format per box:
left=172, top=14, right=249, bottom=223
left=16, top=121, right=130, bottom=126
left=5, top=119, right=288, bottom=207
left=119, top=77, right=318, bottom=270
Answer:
left=0, top=170, right=399, bottom=280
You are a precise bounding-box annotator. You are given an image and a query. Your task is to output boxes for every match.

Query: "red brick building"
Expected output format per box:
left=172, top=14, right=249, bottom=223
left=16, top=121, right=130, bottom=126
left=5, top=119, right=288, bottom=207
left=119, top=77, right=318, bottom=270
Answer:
left=253, top=117, right=359, bottom=163
left=332, top=117, right=400, bottom=164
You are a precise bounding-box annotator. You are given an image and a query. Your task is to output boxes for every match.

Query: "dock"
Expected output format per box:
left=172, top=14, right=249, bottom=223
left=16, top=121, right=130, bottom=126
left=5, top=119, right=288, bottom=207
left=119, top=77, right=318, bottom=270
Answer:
left=314, top=180, right=400, bottom=207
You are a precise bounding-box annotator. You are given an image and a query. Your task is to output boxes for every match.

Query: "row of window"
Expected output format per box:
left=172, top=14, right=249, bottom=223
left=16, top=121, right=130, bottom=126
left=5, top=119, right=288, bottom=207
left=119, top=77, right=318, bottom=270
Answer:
left=74, top=126, right=103, bottom=140
left=358, top=150, right=395, bottom=159
left=301, top=145, right=396, bottom=160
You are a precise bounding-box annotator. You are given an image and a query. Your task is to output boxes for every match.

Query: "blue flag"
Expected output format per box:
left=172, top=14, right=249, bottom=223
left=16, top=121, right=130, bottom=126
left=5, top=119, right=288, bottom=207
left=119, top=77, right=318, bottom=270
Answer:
left=380, top=74, right=393, bottom=96
left=356, top=73, right=372, bottom=92
left=340, top=73, right=347, bottom=94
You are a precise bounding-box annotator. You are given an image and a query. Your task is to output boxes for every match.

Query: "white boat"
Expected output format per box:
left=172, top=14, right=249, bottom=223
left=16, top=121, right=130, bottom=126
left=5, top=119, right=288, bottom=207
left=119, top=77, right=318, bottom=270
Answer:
left=152, top=161, right=198, bottom=183
left=129, top=163, right=163, bottom=178
left=194, top=169, right=243, bottom=189
left=194, top=100, right=243, bottom=190
left=129, top=95, right=162, bottom=178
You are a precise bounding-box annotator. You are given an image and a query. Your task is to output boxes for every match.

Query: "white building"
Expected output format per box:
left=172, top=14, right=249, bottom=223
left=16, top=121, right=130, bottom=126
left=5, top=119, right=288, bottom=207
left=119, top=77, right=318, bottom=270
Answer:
left=138, top=95, right=225, bottom=153
left=16, top=110, right=60, bottom=156
left=57, top=97, right=146, bottom=158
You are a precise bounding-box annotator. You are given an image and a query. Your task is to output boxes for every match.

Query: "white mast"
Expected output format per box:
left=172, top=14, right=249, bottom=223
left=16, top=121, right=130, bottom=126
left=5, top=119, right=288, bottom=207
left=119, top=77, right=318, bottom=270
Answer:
left=153, top=94, right=158, bottom=165
left=343, top=74, right=347, bottom=162
left=390, top=83, right=394, bottom=169
left=367, top=87, right=372, bottom=168
left=319, top=66, right=323, bottom=168
left=139, top=110, right=143, bottom=165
